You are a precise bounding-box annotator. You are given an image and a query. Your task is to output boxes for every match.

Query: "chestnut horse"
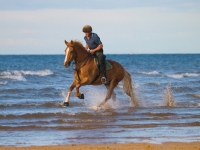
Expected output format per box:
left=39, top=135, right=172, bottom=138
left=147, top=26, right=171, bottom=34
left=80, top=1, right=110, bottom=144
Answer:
left=63, top=40, right=138, bottom=108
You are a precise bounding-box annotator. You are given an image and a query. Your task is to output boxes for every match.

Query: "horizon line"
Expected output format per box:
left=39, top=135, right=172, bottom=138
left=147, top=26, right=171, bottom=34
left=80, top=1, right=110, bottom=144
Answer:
left=0, top=53, right=200, bottom=55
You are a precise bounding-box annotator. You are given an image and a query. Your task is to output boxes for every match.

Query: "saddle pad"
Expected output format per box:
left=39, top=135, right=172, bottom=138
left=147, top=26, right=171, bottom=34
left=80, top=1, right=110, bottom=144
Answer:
left=94, top=58, right=112, bottom=70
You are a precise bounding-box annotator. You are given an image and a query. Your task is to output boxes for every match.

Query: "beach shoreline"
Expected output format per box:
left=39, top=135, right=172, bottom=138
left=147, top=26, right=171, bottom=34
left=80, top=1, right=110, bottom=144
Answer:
left=1, top=142, right=200, bottom=150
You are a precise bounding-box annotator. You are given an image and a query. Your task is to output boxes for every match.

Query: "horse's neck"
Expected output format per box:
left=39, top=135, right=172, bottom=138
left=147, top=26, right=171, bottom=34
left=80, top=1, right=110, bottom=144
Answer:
left=75, top=44, right=89, bottom=63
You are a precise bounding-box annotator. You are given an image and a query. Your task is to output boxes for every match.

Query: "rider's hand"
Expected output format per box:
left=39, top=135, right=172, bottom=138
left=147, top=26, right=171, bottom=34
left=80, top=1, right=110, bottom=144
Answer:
left=90, top=49, right=95, bottom=54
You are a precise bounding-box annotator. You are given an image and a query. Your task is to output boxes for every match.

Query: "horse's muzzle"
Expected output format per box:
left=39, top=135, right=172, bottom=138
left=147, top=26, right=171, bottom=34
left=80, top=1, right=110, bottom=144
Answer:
left=64, top=61, right=71, bottom=68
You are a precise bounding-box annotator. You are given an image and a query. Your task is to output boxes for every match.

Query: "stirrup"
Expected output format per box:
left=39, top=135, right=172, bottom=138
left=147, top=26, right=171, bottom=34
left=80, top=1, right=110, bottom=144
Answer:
left=101, top=77, right=107, bottom=84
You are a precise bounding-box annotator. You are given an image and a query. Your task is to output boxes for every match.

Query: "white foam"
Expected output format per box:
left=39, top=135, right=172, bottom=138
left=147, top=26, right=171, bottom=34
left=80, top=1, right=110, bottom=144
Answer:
left=139, top=71, right=159, bottom=75
left=0, top=71, right=26, bottom=81
left=20, top=70, right=53, bottom=76
left=167, top=72, right=200, bottom=79
left=183, top=73, right=200, bottom=77
left=167, top=74, right=183, bottom=79
left=0, top=70, right=53, bottom=81
left=0, top=81, right=8, bottom=85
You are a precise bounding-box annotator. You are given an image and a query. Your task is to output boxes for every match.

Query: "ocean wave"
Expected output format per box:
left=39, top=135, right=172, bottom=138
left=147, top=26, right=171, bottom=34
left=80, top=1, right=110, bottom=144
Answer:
left=138, top=71, right=160, bottom=75
left=20, top=70, right=53, bottom=76
left=187, top=94, right=200, bottom=99
left=0, top=70, right=26, bottom=81
left=0, top=111, right=118, bottom=119
left=166, top=73, right=200, bottom=79
left=171, top=86, right=193, bottom=92
left=148, top=82, right=160, bottom=86
left=0, top=87, right=55, bottom=92
left=0, top=112, right=66, bottom=119
left=0, top=124, right=108, bottom=131
left=0, top=101, right=86, bottom=108
left=0, top=70, right=53, bottom=81
left=184, top=73, right=200, bottom=77
left=166, top=74, right=184, bottom=79
left=0, top=112, right=63, bottom=119
left=0, top=103, right=41, bottom=108
left=135, top=71, right=200, bottom=79
left=0, top=81, right=7, bottom=85
left=50, top=118, right=116, bottom=124
left=0, top=102, right=59, bottom=108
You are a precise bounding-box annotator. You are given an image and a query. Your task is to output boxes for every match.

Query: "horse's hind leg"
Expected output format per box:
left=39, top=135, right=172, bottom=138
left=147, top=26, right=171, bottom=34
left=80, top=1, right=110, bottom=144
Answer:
left=105, top=85, right=116, bottom=102
left=99, top=79, right=118, bottom=107
left=112, top=92, right=116, bottom=102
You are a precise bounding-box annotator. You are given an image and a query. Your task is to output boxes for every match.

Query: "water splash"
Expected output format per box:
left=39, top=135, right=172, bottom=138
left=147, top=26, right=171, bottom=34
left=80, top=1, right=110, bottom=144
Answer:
left=163, top=83, right=175, bottom=107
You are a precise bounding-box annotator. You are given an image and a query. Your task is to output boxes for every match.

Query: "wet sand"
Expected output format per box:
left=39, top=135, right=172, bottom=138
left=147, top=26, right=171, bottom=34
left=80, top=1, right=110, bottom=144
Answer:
left=1, top=142, right=200, bottom=150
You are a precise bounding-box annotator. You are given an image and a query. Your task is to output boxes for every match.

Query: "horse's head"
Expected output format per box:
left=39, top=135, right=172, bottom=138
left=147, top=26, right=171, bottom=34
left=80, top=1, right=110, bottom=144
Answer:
left=63, top=40, right=76, bottom=68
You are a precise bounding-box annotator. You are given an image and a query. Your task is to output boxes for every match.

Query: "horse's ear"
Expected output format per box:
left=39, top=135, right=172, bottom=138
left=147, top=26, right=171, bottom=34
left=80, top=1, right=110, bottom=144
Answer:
left=71, top=40, right=74, bottom=46
left=64, top=40, right=68, bottom=45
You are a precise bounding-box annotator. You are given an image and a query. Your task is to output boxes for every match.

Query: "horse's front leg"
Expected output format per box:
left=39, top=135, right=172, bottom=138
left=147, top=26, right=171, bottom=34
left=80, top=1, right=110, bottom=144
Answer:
left=75, top=77, right=89, bottom=99
left=76, top=83, right=84, bottom=99
left=63, top=80, right=76, bottom=107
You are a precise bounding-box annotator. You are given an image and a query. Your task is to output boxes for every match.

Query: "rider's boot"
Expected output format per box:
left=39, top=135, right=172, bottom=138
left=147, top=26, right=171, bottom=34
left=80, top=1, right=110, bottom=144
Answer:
left=101, top=76, right=107, bottom=84
left=101, top=60, right=107, bottom=84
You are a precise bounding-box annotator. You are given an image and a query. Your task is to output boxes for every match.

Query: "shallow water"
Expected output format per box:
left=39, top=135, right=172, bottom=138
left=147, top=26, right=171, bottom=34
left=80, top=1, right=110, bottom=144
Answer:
left=0, top=54, right=200, bottom=146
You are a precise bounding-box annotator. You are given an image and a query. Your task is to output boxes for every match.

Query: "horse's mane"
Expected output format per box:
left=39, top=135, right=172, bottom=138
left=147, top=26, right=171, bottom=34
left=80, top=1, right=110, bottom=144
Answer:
left=73, top=40, right=85, bottom=50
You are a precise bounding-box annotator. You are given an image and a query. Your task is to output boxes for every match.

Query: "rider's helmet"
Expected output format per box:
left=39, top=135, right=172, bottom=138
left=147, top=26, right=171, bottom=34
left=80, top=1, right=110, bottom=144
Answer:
left=82, top=25, right=92, bottom=32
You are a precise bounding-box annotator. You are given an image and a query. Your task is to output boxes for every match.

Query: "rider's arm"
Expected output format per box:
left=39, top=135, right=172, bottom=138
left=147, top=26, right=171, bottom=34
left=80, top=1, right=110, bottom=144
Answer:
left=92, top=44, right=103, bottom=52
left=85, top=43, right=89, bottom=50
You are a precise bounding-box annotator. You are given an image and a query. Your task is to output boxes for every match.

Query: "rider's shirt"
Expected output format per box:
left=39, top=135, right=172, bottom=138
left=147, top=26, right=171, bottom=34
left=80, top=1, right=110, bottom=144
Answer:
left=84, top=33, right=102, bottom=49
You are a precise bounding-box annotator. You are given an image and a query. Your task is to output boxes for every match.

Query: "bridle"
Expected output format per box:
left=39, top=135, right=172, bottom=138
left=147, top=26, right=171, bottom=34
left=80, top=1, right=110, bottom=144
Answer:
left=67, top=45, right=91, bottom=65
left=65, top=45, right=76, bottom=66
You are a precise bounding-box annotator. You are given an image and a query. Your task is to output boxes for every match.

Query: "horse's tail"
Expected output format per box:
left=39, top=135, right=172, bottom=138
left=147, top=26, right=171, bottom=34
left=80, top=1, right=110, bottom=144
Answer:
left=122, top=69, right=139, bottom=107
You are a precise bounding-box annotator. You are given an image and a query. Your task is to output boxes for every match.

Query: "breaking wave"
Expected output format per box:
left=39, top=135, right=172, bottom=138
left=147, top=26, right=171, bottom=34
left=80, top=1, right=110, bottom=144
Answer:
left=166, top=73, right=200, bottom=79
left=0, top=70, right=53, bottom=81
left=0, top=111, right=118, bottom=120
left=0, top=81, right=7, bottom=85
left=187, top=94, right=200, bottom=99
left=136, top=70, right=200, bottom=79
left=138, top=71, right=159, bottom=75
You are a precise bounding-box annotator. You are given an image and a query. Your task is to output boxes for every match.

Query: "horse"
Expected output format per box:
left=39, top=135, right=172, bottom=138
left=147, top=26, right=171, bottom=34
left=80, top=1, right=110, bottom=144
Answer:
left=63, top=40, right=139, bottom=108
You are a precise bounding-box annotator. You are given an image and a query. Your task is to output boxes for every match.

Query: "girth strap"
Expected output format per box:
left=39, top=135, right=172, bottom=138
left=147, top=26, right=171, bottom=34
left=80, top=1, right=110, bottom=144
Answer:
left=91, top=70, right=101, bottom=84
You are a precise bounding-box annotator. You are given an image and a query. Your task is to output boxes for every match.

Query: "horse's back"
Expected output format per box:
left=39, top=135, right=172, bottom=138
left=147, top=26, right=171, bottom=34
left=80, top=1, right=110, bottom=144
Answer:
left=107, top=59, right=125, bottom=80
left=107, top=59, right=124, bottom=69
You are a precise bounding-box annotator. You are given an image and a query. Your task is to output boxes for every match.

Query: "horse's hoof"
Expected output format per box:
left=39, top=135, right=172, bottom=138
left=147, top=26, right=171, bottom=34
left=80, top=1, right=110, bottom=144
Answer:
left=78, top=93, right=84, bottom=99
left=63, top=102, right=69, bottom=107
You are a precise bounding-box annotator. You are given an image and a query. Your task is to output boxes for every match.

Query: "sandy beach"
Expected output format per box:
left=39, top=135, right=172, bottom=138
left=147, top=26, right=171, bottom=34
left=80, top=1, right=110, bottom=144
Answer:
left=1, top=142, right=200, bottom=150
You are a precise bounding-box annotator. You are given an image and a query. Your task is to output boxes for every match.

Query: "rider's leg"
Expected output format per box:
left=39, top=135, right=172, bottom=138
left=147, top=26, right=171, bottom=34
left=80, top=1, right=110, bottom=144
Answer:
left=95, top=50, right=107, bottom=83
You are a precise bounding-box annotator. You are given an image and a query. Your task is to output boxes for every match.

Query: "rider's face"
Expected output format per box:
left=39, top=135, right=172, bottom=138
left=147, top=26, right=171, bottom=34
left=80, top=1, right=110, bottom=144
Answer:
left=84, top=32, right=91, bottom=38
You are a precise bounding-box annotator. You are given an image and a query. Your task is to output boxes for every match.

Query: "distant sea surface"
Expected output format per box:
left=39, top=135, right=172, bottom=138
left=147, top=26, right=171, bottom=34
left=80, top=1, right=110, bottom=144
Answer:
left=0, top=54, right=200, bottom=146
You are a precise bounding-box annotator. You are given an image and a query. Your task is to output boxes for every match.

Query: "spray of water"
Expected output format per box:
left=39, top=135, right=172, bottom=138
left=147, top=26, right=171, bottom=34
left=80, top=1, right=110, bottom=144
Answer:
left=163, top=83, right=175, bottom=107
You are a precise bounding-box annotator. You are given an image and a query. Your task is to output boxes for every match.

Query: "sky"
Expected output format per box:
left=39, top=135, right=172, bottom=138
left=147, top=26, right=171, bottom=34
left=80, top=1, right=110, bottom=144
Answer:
left=0, top=0, right=200, bottom=54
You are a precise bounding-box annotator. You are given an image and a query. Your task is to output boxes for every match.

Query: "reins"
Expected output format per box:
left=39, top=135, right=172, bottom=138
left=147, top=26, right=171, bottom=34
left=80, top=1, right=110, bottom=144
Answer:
left=69, top=42, right=100, bottom=83
left=75, top=54, right=90, bottom=64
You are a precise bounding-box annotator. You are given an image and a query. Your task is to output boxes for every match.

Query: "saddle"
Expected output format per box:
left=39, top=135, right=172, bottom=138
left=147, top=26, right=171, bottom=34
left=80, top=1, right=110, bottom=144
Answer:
left=94, top=57, right=112, bottom=70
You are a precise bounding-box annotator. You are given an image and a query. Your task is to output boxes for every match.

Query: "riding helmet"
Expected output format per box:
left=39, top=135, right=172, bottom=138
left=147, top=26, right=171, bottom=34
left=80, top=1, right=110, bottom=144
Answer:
left=82, top=25, right=92, bottom=32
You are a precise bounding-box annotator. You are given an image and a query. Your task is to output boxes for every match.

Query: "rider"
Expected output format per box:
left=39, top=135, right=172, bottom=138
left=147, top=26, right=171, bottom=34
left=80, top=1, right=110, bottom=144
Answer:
left=82, top=25, right=107, bottom=84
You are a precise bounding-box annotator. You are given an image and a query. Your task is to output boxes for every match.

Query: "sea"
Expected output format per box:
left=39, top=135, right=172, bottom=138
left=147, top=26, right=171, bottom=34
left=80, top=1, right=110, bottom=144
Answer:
left=0, top=54, right=200, bottom=146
